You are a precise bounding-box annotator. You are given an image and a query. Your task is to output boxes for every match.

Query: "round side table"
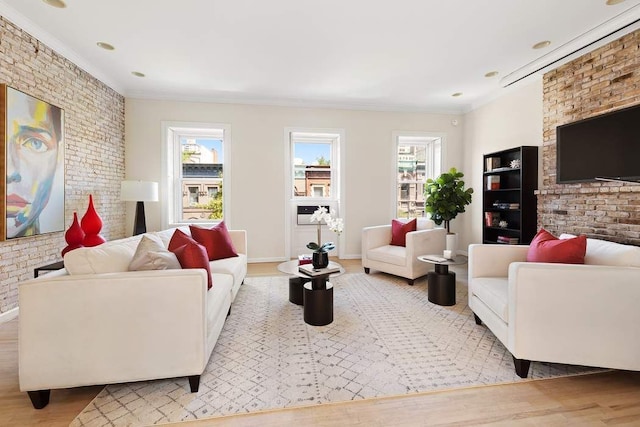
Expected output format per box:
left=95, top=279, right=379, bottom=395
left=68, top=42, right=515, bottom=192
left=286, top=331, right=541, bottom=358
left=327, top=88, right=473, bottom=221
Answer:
left=417, top=255, right=468, bottom=306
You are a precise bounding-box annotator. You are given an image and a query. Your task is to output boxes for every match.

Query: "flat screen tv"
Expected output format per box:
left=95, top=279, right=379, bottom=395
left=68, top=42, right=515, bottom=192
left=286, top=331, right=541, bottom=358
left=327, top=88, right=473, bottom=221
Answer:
left=556, top=103, right=640, bottom=183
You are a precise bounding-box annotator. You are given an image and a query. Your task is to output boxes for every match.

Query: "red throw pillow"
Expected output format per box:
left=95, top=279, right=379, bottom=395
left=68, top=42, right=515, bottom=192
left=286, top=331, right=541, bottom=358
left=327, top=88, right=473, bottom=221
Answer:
left=390, top=218, right=417, bottom=247
left=526, top=228, right=586, bottom=264
left=190, top=222, right=238, bottom=261
left=171, top=241, right=213, bottom=290
left=168, top=228, right=198, bottom=252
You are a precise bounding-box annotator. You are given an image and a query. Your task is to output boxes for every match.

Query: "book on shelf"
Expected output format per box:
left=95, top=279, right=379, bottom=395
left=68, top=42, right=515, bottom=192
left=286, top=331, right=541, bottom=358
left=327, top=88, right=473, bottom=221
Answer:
left=497, top=236, right=519, bottom=244
left=484, top=212, right=500, bottom=227
left=485, top=157, right=501, bottom=172
left=298, top=263, right=340, bottom=276
left=486, top=176, right=500, bottom=190
left=492, top=201, right=519, bottom=210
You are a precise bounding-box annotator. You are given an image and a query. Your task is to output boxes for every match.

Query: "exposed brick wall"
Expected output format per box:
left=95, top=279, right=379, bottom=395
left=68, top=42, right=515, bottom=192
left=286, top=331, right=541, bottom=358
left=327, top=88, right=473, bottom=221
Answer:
left=0, top=17, right=125, bottom=313
left=538, top=30, right=640, bottom=245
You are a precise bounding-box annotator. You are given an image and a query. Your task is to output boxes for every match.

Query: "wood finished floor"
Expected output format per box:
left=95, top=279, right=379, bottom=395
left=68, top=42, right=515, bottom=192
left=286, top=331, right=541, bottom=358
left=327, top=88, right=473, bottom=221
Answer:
left=1, top=259, right=639, bottom=426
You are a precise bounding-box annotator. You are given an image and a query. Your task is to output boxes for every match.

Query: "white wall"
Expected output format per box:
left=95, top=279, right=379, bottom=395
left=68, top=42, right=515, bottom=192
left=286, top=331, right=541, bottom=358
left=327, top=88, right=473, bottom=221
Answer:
left=125, top=99, right=463, bottom=262
left=460, top=78, right=544, bottom=251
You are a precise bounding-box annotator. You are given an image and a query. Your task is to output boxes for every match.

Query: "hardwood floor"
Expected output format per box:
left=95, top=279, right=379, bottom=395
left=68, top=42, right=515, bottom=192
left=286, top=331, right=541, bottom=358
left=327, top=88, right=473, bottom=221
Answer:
left=2, top=259, right=639, bottom=426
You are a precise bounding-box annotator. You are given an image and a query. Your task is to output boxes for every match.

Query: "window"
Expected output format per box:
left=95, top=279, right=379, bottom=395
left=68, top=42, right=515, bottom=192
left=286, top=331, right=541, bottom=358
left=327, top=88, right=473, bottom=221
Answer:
left=394, top=134, right=442, bottom=218
left=289, top=131, right=339, bottom=200
left=162, top=123, right=230, bottom=227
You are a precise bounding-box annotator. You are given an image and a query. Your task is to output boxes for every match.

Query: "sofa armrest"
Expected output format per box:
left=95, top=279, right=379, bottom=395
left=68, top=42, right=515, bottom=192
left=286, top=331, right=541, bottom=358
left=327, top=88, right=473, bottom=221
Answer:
left=468, top=243, right=529, bottom=279
left=19, top=269, right=209, bottom=391
left=405, top=228, right=447, bottom=258
left=507, top=262, right=640, bottom=370
left=228, top=229, right=247, bottom=255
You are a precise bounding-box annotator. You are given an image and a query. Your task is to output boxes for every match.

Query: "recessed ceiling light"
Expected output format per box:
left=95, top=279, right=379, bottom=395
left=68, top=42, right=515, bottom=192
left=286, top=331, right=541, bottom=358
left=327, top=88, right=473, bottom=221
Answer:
left=532, top=40, right=551, bottom=50
left=96, top=42, right=115, bottom=51
left=606, top=0, right=625, bottom=5
left=132, top=71, right=145, bottom=78
left=42, top=0, right=66, bottom=8
left=452, top=92, right=463, bottom=97
left=485, top=71, right=499, bottom=78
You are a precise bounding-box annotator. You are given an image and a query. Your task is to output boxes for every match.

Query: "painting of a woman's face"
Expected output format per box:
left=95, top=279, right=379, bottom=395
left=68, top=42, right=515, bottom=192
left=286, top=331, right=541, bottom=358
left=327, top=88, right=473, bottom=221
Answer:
left=5, top=88, right=64, bottom=238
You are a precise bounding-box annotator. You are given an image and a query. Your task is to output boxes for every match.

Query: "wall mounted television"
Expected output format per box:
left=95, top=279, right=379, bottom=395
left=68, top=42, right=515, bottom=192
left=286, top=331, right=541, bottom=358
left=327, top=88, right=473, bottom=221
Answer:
left=556, top=103, right=640, bottom=183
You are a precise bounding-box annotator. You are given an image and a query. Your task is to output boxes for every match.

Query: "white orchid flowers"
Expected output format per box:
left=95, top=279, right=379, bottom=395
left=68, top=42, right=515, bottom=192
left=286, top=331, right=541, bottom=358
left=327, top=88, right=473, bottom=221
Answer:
left=307, top=206, right=343, bottom=253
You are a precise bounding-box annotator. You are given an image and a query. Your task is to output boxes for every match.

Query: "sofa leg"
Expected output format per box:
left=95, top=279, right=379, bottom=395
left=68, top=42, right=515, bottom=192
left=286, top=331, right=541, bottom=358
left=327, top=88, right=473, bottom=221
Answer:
left=227, top=307, right=231, bottom=317
left=188, top=375, right=200, bottom=392
left=27, top=390, right=50, bottom=409
left=513, top=356, right=531, bottom=378
left=364, top=267, right=370, bottom=274
left=473, top=313, right=482, bottom=325
left=407, top=279, right=414, bottom=286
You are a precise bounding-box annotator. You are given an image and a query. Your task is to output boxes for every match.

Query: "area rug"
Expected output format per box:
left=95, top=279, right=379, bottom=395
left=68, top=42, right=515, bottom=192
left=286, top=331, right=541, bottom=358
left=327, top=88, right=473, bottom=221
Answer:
left=72, top=272, right=600, bottom=426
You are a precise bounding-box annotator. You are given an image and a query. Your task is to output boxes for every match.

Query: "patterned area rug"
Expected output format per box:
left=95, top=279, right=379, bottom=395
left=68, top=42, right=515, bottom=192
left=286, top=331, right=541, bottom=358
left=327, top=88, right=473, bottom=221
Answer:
left=72, top=272, right=599, bottom=426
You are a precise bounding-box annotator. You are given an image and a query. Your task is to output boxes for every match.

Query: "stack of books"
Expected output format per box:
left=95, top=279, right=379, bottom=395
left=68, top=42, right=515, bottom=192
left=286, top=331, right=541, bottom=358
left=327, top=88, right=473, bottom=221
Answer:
left=492, top=201, right=519, bottom=210
left=298, top=254, right=312, bottom=265
left=486, top=176, right=500, bottom=190
left=484, top=212, right=500, bottom=227
left=497, top=236, right=519, bottom=244
left=298, top=264, right=340, bottom=276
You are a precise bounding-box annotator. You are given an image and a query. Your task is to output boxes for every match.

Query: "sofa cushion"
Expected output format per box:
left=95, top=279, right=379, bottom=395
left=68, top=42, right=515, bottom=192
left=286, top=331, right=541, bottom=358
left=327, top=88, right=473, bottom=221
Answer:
left=64, top=241, right=138, bottom=275
left=471, top=277, right=509, bottom=322
left=390, top=218, right=416, bottom=247
left=171, top=240, right=213, bottom=290
left=585, top=238, right=640, bottom=267
left=367, top=245, right=407, bottom=267
left=129, top=234, right=181, bottom=271
left=190, top=222, right=238, bottom=261
left=168, top=229, right=199, bottom=252
left=527, top=229, right=586, bottom=264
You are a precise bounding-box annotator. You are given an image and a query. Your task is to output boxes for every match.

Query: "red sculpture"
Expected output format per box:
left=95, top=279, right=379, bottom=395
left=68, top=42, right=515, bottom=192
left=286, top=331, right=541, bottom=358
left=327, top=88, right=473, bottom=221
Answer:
left=81, top=194, right=106, bottom=247
left=61, top=212, right=84, bottom=256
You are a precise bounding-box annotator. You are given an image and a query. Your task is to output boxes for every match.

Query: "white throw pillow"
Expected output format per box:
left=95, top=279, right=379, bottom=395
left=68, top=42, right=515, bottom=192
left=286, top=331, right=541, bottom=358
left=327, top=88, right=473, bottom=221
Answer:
left=129, top=235, right=181, bottom=271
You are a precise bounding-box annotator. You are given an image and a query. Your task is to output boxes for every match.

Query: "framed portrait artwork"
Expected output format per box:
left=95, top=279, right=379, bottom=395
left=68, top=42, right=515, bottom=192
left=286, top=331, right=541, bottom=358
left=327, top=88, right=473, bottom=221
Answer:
left=1, top=85, right=65, bottom=240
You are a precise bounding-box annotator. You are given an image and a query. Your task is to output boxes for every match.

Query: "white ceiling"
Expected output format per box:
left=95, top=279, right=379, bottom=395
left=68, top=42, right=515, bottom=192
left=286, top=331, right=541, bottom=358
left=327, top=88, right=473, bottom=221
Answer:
left=1, top=0, right=640, bottom=113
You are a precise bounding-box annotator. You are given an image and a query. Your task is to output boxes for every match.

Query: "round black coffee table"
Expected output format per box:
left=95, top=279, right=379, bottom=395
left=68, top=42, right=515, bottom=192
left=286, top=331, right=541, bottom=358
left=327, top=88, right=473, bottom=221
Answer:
left=418, top=255, right=468, bottom=306
left=277, top=260, right=343, bottom=326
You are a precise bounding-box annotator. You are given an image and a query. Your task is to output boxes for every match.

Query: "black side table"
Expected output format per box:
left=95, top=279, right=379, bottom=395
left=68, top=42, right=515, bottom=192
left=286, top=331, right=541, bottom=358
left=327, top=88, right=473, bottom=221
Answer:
left=303, top=281, right=334, bottom=326
left=417, top=255, right=468, bottom=306
left=34, top=260, right=65, bottom=278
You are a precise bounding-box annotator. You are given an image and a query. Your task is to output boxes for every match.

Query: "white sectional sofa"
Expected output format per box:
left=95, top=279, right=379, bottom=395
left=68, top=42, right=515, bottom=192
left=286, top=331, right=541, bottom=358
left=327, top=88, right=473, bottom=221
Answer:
left=468, top=235, right=640, bottom=378
left=19, top=226, right=247, bottom=409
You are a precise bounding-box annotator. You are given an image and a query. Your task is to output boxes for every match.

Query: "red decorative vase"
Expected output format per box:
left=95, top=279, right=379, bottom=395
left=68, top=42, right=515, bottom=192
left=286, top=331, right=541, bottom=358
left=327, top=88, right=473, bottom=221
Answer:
left=61, top=212, right=85, bottom=257
left=81, top=194, right=106, bottom=247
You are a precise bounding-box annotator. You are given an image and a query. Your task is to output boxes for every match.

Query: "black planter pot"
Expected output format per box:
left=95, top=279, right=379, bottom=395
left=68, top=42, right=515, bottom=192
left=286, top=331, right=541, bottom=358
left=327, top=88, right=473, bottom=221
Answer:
left=312, top=251, right=329, bottom=269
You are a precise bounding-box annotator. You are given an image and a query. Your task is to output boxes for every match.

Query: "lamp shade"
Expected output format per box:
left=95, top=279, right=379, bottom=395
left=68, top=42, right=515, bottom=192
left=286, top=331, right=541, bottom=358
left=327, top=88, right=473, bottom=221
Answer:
left=120, top=181, right=158, bottom=202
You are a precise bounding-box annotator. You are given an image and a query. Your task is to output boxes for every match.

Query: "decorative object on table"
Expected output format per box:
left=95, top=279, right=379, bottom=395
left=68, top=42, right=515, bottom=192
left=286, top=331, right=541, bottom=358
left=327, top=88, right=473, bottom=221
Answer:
left=298, top=254, right=312, bottom=265
left=510, top=159, right=521, bottom=169
left=81, top=194, right=106, bottom=247
left=499, top=220, right=508, bottom=228
left=443, top=249, right=453, bottom=259
left=424, top=167, right=473, bottom=252
left=306, top=206, right=343, bottom=269
left=2, top=84, right=65, bottom=241
left=120, top=180, right=159, bottom=235
left=61, top=212, right=84, bottom=256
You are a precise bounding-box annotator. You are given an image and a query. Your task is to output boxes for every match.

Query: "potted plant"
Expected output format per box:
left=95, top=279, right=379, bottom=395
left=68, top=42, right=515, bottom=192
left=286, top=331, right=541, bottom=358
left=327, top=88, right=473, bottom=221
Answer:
left=424, top=167, right=473, bottom=252
left=307, top=206, right=344, bottom=268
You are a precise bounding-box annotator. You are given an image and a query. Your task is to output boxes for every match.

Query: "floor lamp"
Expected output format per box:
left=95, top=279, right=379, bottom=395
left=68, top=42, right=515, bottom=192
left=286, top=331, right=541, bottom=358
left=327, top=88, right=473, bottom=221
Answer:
left=120, top=181, right=159, bottom=235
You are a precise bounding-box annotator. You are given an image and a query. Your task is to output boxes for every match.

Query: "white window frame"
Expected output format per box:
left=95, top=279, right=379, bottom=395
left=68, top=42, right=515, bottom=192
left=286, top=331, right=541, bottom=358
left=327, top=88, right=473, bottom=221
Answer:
left=289, top=131, right=340, bottom=201
left=392, top=131, right=444, bottom=220
left=161, top=121, right=232, bottom=229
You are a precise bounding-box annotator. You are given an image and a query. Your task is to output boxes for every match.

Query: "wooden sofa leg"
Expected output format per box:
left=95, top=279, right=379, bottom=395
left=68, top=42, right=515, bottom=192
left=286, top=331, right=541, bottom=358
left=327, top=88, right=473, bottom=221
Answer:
left=27, top=390, right=50, bottom=409
left=364, top=267, right=370, bottom=274
left=188, top=375, right=200, bottom=392
left=473, top=313, right=482, bottom=325
left=513, top=356, right=531, bottom=378
left=407, top=279, right=414, bottom=286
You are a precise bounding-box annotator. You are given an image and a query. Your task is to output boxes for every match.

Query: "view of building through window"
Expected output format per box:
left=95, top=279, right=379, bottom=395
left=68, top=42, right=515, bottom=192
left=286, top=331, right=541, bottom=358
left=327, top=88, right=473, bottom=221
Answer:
left=181, top=136, right=224, bottom=220
left=396, top=135, right=441, bottom=218
left=292, top=139, right=333, bottom=198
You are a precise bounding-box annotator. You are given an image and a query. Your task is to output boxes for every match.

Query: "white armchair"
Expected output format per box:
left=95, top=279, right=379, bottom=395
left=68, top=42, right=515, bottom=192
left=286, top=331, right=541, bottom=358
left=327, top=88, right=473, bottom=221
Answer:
left=362, top=218, right=446, bottom=285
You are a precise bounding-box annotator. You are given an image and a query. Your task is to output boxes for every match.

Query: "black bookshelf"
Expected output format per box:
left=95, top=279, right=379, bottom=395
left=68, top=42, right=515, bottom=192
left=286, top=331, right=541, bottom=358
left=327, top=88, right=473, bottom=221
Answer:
left=482, top=146, right=538, bottom=245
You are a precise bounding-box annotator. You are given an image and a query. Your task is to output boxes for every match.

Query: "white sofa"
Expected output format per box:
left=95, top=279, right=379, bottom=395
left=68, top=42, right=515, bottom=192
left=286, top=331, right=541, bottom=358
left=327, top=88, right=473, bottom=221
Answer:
left=19, top=226, right=247, bottom=409
left=468, top=235, right=640, bottom=378
left=362, top=218, right=447, bottom=285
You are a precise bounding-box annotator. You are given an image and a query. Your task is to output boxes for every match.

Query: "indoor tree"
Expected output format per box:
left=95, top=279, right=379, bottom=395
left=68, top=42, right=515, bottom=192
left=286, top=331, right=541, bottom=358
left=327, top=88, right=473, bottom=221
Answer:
left=424, top=167, right=473, bottom=233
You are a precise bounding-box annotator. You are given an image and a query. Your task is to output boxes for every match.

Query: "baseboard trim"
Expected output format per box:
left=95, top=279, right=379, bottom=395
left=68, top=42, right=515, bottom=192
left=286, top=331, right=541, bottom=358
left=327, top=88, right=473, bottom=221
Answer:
left=0, top=307, right=19, bottom=324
